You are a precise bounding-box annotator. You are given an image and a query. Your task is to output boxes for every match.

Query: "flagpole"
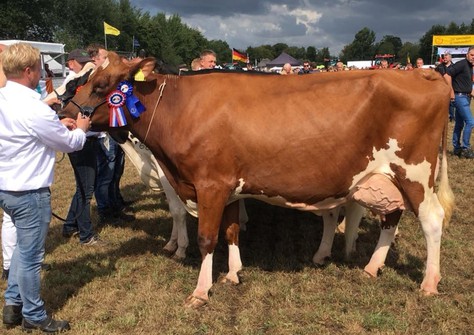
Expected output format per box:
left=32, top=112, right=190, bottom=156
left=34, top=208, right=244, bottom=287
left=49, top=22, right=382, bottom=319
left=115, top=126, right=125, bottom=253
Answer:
left=104, top=32, right=107, bottom=50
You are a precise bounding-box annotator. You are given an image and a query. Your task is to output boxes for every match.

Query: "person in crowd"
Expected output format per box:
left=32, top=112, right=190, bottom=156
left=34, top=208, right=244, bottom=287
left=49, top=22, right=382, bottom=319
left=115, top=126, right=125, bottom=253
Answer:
left=379, top=59, right=389, bottom=69
left=191, top=57, right=201, bottom=71
left=86, top=44, right=134, bottom=225
left=280, top=63, right=292, bottom=75
left=415, top=58, right=424, bottom=68
left=336, top=61, right=344, bottom=71
left=199, top=50, right=217, bottom=69
left=0, top=42, right=90, bottom=333
left=436, top=51, right=455, bottom=121
left=445, top=46, right=474, bottom=159
left=405, top=63, right=414, bottom=71
left=61, top=49, right=105, bottom=244
left=299, top=61, right=313, bottom=74
left=44, top=63, right=54, bottom=78
left=0, top=45, right=54, bottom=282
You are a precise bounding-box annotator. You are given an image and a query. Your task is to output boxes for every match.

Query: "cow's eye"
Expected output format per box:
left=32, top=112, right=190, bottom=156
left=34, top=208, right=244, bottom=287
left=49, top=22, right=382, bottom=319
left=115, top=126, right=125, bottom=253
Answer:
left=93, top=75, right=110, bottom=96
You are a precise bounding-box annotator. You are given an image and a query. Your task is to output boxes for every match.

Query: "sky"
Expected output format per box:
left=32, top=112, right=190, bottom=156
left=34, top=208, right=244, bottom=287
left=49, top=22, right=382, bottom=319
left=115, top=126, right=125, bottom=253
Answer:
left=129, top=0, right=474, bottom=56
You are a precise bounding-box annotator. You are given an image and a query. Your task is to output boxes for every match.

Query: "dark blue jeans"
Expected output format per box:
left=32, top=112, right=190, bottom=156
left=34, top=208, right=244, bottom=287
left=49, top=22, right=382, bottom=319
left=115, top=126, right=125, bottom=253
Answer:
left=95, top=135, right=125, bottom=215
left=0, top=188, right=50, bottom=323
left=449, top=100, right=455, bottom=120
left=64, top=138, right=97, bottom=243
left=452, top=94, right=474, bottom=150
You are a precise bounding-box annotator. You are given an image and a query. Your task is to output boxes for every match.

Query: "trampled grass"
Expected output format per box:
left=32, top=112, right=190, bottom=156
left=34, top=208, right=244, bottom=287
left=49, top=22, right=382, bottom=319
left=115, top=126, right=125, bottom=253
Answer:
left=1, top=120, right=474, bottom=335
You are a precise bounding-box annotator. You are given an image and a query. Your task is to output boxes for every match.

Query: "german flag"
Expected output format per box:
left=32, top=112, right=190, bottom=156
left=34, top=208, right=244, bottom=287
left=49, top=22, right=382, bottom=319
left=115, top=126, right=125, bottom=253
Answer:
left=232, top=48, right=248, bottom=63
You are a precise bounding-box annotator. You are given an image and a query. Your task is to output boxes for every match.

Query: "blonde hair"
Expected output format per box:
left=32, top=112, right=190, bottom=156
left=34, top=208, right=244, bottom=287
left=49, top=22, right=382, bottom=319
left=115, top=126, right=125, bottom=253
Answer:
left=0, top=43, right=40, bottom=79
left=191, top=58, right=201, bottom=71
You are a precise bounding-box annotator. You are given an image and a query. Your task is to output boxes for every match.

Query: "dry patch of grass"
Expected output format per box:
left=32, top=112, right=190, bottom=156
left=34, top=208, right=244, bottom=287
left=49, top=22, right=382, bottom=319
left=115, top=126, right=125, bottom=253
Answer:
left=2, top=120, right=474, bottom=334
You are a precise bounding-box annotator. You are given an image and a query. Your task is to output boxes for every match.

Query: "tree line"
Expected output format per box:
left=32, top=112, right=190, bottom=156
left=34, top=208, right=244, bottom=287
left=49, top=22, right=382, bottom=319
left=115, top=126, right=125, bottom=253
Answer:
left=1, top=0, right=473, bottom=67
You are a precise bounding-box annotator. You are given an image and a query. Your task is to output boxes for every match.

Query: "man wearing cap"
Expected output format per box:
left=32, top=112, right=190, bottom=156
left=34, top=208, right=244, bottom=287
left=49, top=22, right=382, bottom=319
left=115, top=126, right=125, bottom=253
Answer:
left=436, top=51, right=455, bottom=121
left=445, top=46, right=474, bottom=159
left=58, top=49, right=105, bottom=245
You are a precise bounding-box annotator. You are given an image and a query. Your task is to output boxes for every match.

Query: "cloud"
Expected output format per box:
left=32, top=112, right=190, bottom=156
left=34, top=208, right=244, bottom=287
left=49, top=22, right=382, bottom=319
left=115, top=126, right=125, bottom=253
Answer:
left=130, top=0, right=474, bottom=55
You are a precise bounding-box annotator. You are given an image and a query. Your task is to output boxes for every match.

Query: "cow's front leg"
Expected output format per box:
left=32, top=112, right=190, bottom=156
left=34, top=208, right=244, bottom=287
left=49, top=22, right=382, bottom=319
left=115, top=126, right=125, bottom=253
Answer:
left=312, top=208, right=340, bottom=265
left=185, top=188, right=228, bottom=308
left=162, top=195, right=188, bottom=260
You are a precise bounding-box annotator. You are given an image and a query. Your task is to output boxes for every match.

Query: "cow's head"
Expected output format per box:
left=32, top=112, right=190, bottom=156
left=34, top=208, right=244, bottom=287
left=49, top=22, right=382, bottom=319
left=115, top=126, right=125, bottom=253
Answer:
left=60, top=52, right=156, bottom=131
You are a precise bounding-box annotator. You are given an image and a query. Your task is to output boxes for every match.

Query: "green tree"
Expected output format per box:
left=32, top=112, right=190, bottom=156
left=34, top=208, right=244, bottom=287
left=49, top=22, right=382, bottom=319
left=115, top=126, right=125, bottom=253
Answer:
left=418, top=24, right=446, bottom=64
left=306, top=46, right=317, bottom=62
left=272, top=43, right=289, bottom=56
left=375, top=35, right=402, bottom=60
left=340, top=27, right=376, bottom=61
left=0, top=0, right=55, bottom=40
left=399, top=42, right=420, bottom=65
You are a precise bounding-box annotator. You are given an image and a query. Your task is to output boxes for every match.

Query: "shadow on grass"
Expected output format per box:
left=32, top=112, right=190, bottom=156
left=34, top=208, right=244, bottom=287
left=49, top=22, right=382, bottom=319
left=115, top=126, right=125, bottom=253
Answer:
left=42, top=197, right=427, bottom=314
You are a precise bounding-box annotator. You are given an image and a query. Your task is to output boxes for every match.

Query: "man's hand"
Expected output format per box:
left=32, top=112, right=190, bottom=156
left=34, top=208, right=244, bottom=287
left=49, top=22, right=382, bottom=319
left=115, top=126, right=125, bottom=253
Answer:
left=61, top=117, right=78, bottom=130
left=75, top=115, right=91, bottom=133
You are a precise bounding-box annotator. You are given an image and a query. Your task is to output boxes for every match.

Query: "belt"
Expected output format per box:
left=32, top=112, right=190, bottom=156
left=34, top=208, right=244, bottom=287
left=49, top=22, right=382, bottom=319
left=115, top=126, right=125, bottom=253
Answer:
left=454, top=92, right=471, bottom=96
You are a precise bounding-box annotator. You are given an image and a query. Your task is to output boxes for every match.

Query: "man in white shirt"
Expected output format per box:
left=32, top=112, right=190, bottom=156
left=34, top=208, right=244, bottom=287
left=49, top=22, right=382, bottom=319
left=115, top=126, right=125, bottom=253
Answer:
left=0, top=43, right=90, bottom=333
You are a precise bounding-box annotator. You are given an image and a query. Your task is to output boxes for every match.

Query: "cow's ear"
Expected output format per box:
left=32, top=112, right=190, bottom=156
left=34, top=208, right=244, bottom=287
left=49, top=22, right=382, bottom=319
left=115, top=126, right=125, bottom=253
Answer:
left=127, top=57, right=156, bottom=81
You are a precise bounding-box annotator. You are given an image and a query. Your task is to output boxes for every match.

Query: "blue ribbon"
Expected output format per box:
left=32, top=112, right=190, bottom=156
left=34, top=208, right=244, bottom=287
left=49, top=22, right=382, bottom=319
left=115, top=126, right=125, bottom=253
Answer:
left=118, top=81, right=146, bottom=118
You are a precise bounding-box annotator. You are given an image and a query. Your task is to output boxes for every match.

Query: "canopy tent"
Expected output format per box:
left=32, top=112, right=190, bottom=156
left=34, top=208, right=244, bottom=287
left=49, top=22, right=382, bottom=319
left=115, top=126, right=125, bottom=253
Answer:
left=266, top=52, right=301, bottom=67
left=256, top=58, right=271, bottom=68
left=0, top=40, right=67, bottom=77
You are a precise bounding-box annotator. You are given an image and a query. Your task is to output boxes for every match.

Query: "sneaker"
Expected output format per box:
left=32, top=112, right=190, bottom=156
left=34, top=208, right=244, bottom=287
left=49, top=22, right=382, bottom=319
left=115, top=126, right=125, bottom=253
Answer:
left=22, top=315, right=70, bottom=333
left=453, top=148, right=462, bottom=157
left=81, top=235, right=106, bottom=246
left=461, top=148, right=474, bottom=159
left=3, top=304, right=22, bottom=328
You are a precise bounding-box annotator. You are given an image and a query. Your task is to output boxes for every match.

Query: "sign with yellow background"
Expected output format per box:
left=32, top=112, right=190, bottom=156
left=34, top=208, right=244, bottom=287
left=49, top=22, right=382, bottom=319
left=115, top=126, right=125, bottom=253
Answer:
left=432, top=35, right=474, bottom=46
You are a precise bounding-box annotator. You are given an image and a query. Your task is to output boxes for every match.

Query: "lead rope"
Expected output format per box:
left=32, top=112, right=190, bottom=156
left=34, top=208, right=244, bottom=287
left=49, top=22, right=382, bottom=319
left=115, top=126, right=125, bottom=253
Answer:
left=143, top=80, right=167, bottom=143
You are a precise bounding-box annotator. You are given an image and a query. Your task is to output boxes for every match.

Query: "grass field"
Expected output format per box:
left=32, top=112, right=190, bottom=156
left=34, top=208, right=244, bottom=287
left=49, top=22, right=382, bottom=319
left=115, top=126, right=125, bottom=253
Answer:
left=1, top=120, right=474, bottom=335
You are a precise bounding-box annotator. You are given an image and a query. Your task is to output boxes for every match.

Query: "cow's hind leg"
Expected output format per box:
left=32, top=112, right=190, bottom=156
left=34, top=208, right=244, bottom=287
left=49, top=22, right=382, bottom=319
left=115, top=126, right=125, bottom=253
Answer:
left=418, top=194, right=444, bottom=295
left=364, top=209, right=402, bottom=277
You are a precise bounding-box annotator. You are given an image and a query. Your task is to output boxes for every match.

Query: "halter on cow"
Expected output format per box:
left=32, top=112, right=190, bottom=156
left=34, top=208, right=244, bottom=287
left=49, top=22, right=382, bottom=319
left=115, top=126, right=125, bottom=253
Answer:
left=62, top=52, right=454, bottom=308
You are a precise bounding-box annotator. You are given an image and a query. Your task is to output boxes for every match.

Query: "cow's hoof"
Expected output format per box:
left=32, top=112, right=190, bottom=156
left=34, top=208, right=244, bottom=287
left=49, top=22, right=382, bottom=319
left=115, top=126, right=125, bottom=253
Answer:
left=363, top=264, right=384, bottom=278
left=219, top=274, right=240, bottom=285
left=163, top=245, right=177, bottom=255
left=171, top=253, right=185, bottom=262
left=184, top=295, right=208, bottom=309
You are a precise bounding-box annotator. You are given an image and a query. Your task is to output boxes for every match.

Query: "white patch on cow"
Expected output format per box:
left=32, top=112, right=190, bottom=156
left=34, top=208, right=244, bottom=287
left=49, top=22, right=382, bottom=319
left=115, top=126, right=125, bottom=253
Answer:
left=351, top=138, right=433, bottom=192
left=184, top=199, right=199, bottom=217
left=234, top=178, right=245, bottom=194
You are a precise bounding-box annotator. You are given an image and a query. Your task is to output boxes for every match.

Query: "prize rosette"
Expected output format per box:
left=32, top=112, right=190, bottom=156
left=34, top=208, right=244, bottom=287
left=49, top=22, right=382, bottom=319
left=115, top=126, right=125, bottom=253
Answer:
left=107, top=90, right=127, bottom=127
left=118, top=81, right=146, bottom=118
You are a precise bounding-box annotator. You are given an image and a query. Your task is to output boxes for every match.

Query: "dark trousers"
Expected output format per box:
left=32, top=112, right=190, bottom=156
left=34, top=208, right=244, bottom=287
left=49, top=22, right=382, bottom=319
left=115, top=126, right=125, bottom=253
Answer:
left=64, top=138, right=98, bottom=243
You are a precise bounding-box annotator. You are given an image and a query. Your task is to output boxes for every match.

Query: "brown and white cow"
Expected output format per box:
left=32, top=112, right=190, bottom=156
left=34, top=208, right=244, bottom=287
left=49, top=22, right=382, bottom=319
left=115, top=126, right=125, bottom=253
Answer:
left=63, top=53, right=454, bottom=308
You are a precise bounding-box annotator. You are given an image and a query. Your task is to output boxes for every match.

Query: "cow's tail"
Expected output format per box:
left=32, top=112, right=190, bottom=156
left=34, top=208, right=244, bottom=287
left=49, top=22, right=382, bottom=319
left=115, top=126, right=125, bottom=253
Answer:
left=437, top=120, right=455, bottom=227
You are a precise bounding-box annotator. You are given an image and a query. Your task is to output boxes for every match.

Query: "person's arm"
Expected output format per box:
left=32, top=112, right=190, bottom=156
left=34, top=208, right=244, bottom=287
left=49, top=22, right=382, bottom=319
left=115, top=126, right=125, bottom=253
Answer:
left=443, top=73, right=455, bottom=101
left=32, top=103, right=89, bottom=153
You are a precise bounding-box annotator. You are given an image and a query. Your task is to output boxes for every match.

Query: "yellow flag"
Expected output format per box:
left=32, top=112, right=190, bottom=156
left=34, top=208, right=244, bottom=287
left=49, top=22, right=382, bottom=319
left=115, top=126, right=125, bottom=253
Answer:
left=104, top=22, right=120, bottom=36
